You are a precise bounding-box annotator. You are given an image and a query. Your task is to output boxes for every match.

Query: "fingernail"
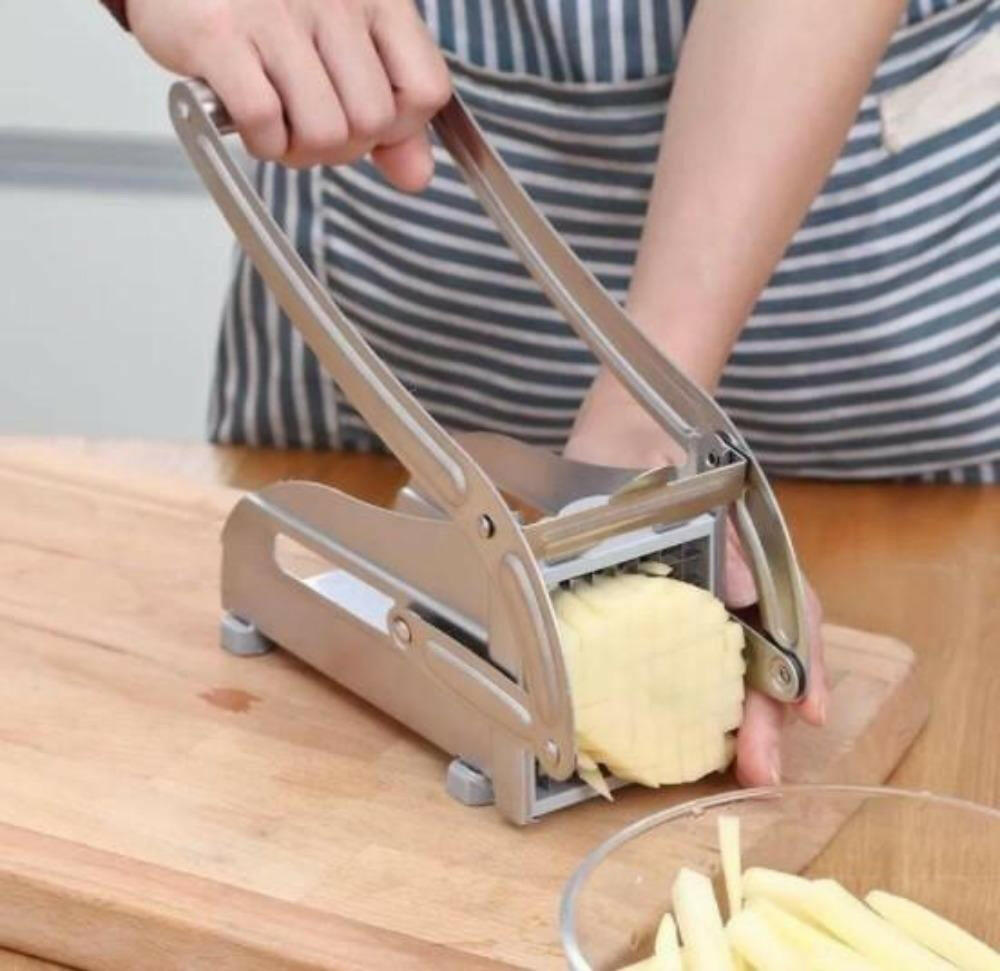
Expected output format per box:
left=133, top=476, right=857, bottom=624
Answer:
left=768, top=753, right=782, bottom=786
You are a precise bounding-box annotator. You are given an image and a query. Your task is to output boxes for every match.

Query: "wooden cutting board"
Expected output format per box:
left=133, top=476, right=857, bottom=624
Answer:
left=0, top=448, right=928, bottom=971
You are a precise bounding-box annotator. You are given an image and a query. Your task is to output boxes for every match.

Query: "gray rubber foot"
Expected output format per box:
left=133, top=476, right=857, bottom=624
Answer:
left=220, top=612, right=274, bottom=657
left=446, top=759, right=495, bottom=807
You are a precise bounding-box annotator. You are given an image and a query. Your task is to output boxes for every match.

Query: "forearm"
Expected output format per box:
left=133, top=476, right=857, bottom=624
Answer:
left=629, top=0, right=905, bottom=390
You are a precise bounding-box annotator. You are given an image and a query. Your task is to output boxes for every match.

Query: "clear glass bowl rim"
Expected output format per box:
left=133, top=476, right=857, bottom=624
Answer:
left=559, top=783, right=1000, bottom=971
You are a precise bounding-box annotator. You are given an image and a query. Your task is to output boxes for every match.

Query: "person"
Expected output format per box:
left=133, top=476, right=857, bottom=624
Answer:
left=99, top=0, right=999, bottom=787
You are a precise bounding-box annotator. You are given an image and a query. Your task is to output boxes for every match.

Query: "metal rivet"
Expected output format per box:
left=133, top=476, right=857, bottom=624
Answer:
left=477, top=514, right=495, bottom=539
left=771, top=659, right=793, bottom=687
left=706, top=451, right=720, bottom=467
left=392, top=617, right=412, bottom=645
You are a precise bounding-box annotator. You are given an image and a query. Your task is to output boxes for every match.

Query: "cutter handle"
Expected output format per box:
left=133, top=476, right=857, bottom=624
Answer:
left=170, top=80, right=471, bottom=516
left=432, top=97, right=810, bottom=702
left=170, top=79, right=578, bottom=779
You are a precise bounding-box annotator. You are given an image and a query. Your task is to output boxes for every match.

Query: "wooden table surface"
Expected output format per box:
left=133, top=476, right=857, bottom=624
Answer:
left=0, top=437, right=996, bottom=969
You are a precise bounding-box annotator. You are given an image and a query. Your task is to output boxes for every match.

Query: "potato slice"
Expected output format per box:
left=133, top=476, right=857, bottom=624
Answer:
left=742, top=867, right=815, bottom=919
left=553, top=575, right=745, bottom=789
left=866, top=890, right=1000, bottom=971
left=717, top=815, right=742, bottom=921
left=750, top=897, right=880, bottom=971
left=653, top=913, right=683, bottom=971
left=671, top=868, right=736, bottom=971
left=805, top=879, right=955, bottom=971
left=725, top=908, right=804, bottom=971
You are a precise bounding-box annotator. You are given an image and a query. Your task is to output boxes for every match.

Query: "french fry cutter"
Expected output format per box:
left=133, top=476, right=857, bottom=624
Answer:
left=170, top=79, right=810, bottom=825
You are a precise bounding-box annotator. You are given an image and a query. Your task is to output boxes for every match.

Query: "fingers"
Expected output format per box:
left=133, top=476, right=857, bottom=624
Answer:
left=371, top=131, right=437, bottom=192
left=314, top=9, right=396, bottom=152
left=207, top=42, right=288, bottom=161
left=723, top=518, right=757, bottom=608
left=736, top=688, right=785, bottom=787
left=798, top=581, right=829, bottom=727
left=253, top=12, right=349, bottom=167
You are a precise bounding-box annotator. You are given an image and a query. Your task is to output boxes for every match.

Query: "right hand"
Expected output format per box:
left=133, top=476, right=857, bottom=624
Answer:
left=127, top=0, right=451, bottom=190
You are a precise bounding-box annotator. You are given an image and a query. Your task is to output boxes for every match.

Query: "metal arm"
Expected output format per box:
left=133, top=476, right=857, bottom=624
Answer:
left=170, top=81, right=478, bottom=516
left=432, top=97, right=810, bottom=701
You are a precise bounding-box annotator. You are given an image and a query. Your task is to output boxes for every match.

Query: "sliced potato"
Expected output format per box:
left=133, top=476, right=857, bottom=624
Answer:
left=553, top=574, right=745, bottom=790
left=653, top=913, right=683, bottom=971
left=671, top=867, right=736, bottom=971
left=866, top=890, right=1000, bottom=971
left=725, top=908, right=803, bottom=971
left=717, top=815, right=742, bottom=921
left=805, top=879, right=955, bottom=971
left=742, top=866, right=815, bottom=919
left=750, top=897, right=880, bottom=971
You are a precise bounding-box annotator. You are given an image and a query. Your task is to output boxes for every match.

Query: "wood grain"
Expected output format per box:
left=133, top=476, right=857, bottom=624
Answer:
left=0, top=438, right=973, bottom=970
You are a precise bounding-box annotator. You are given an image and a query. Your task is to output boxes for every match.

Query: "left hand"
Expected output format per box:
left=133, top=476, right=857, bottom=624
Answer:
left=564, top=370, right=828, bottom=787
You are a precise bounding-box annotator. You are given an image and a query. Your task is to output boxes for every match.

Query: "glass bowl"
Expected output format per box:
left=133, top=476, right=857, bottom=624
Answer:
left=560, top=784, right=1000, bottom=970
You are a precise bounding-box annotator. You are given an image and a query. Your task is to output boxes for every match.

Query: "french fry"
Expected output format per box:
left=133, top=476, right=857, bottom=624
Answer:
left=725, top=908, right=804, bottom=971
left=653, top=913, right=683, bottom=971
left=671, top=868, right=736, bottom=971
left=742, top=867, right=814, bottom=919
left=750, top=897, right=880, bottom=971
left=718, top=815, right=742, bottom=920
left=866, top=890, right=1000, bottom=971
left=805, top=879, right=955, bottom=971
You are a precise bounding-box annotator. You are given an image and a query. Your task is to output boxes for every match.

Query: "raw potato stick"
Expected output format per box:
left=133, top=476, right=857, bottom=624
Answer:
left=654, top=913, right=683, bottom=971
left=718, top=815, right=743, bottom=919
left=806, top=879, right=956, bottom=971
left=742, top=867, right=815, bottom=919
left=866, top=890, right=1000, bottom=971
left=750, top=897, right=881, bottom=971
left=671, top=868, right=736, bottom=971
left=717, top=814, right=745, bottom=971
left=725, top=909, right=803, bottom=971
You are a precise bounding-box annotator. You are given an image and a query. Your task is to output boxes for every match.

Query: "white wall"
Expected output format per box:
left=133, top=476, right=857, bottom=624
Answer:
left=0, top=0, right=235, bottom=439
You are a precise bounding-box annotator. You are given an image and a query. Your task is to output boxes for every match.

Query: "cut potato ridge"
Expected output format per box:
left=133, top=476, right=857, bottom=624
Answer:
left=553, top=573, right=745, bottom=788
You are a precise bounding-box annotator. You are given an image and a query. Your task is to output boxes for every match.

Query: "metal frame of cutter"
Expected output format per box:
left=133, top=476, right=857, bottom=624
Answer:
left=170, top=79, right=811, bottom=825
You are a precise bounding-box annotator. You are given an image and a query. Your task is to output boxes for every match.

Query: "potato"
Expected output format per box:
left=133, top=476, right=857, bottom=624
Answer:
left=553, top=574, right=745, bottom=789
left=671, top=867, right=736, bottom=971
left=750, top=897, right=880, bottom=971
left=805, top=879, right=955, bottom=971
left=725, top=908, right=803, bottom=971
left=717, top=815, right=742, bottom=921
left=742, top=866, right=814, bottom=919
left=653, top=913, right=683, bottom=971
left=866, top=890, right=1000, bottom=971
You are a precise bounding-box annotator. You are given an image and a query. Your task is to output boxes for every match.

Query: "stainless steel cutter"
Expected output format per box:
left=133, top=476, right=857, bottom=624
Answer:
left=170, top=79, right=811, bottom=825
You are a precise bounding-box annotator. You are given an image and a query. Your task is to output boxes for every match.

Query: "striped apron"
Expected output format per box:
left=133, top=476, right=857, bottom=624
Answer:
left=208, top=0, right=1000, bottom=483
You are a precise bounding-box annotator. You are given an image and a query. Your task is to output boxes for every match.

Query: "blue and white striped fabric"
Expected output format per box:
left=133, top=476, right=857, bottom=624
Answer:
left=209, top=0, right=1000, bottom=483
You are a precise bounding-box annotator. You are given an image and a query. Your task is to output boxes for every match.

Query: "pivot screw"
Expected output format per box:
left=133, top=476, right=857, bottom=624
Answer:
left=392, top=617, right=412, bottom=645
left=771, top=658, right=793, bottom=687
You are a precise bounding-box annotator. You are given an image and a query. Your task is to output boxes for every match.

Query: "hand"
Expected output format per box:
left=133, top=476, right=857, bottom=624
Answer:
left=127, top=0, right=451, bottom=190
left=564, top=369, right=829, bottom=787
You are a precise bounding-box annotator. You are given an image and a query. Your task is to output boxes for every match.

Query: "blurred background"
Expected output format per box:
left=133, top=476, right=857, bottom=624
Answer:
left=0, top=0, right=234, bottom=438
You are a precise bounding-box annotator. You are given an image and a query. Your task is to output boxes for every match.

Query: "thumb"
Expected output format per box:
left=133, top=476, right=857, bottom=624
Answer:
left=371, top=130, right=435, bottom=193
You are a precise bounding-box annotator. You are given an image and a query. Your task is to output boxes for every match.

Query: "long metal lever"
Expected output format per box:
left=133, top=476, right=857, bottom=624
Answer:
left=169, top=81, right=477, bottom=517
left=432, top=97, right=809, bottom=702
